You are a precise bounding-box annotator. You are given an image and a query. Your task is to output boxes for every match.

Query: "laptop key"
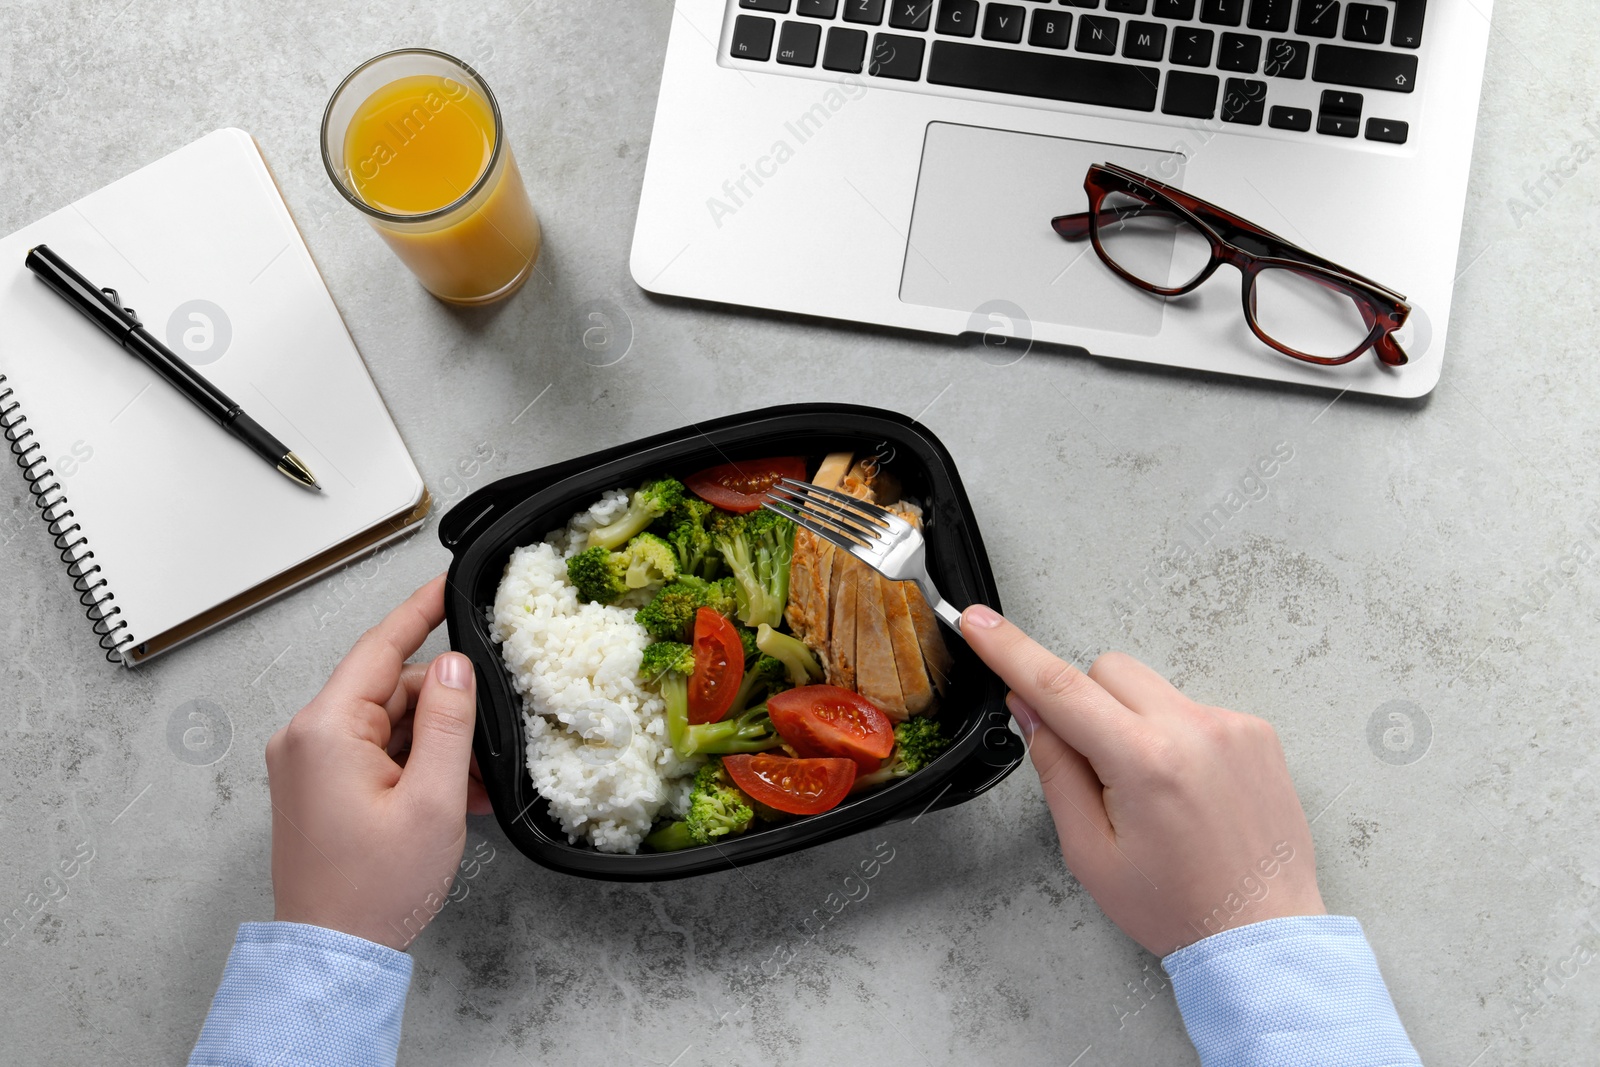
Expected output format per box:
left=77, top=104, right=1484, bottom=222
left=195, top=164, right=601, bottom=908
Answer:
left=740, top=0, right=790, bottom=11
left=1217, top=32, right=1261, bottom=72
left=1060, top=0, right=1102, bottom=7
left=983, top=3, right=1027, bottom=42
left=889, top=0, right=933, bottom=29
left=1262, top=38, right=1307, bottom=78
left=1221, top=77, right=1266, bottom=124
left=870, top=32, right=926, bottom=77
left=1343, top=3, right=1386, bottom=43
left=1200, top=0, right=1243, bottom=27
left=797, top=0, right=839, bottom=16
left=1122, top=20, right=1166, bottom=60
left=1076, top=14, right=1119, bottom=53
left=1106, top=0, right=1148, bottom=12
left=1296, top=0, right=1339, bottom=38
left=1029, top=9, right=1073, bottom=49
left=1364, top=117, right=1409, bottom=144
left=926, top=40, right=1160, bottom=110
left=1391, top=0, right=1425, bottom=48
left=778, top=21, right=823, bottom=65
left=843, top=0, right=886, bottom=24
left=731, top=15, right=777, bottom=60
left=1317, top=113, right=1359, bottom=137
left=1153, top=0, right=1195, bottom=19
left=1245, top=0, right=1289, bottom=32
left=1268, top=104, right=1312, bottom=130
left=935, top=0, right=978, bottom=36
left=1170, top=27, right=1214, bottom=66
left=823, top=26, right=870, bottom=70
left=1314, top=45, right=1417, bottom=93
left=1162, top=70, right=1220, bottom=119
left=1319, top=89, right=1362, bottom=115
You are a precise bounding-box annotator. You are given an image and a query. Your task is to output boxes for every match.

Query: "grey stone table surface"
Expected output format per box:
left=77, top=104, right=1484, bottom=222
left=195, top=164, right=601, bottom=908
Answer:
left=2, top=2, right=1597, bottom=1064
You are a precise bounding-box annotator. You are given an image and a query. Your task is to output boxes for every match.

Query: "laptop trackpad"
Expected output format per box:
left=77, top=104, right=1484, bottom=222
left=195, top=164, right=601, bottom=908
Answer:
left=900, top=123, right=1185, bottom=337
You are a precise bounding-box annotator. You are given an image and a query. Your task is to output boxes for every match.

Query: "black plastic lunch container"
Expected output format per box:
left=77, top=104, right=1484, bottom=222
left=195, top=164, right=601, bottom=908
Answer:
left=440, top=403, right=1025, bottom=880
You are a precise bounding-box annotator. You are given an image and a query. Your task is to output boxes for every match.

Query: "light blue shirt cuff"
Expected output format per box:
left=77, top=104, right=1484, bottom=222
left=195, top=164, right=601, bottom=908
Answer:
left=188, top=921, right=413, bottom=1067
left=1162, top=914, right=1421, bottom=1067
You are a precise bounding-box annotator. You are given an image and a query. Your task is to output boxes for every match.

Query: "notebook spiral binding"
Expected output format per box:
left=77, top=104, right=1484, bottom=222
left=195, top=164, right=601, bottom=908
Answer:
left=0, top=373, right=135, bottom=663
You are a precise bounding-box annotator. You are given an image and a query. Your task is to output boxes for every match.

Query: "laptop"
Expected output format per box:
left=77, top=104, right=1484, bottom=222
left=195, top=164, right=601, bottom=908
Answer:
left=630, top=0, right=1491, bottom=398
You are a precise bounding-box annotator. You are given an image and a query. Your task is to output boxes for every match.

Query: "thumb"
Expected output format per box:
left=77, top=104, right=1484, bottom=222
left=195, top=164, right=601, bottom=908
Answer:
left=400, top=651, right=478, bottom=815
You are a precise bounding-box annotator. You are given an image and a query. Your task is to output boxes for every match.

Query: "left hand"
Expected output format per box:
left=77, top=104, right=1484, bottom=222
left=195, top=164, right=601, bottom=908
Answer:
left=266, top=575, right=494, bottom=951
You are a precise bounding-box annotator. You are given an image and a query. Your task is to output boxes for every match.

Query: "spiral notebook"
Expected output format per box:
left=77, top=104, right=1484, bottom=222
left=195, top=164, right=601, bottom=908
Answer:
left=0, top=128, right=429, bottom=666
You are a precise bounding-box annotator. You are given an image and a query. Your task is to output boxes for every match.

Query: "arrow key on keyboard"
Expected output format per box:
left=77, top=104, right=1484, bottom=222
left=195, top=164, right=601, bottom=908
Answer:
left=1364, top=118, right=1408, bottom=144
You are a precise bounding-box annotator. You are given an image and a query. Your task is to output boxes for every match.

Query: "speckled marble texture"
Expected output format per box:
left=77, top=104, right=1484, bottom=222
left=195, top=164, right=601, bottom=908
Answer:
left=2, top=2, right=1597, bottom=1064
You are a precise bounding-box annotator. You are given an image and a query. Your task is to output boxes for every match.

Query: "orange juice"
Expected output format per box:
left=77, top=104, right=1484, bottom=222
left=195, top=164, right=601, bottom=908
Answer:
left=330, top=64, right=540, bottom=304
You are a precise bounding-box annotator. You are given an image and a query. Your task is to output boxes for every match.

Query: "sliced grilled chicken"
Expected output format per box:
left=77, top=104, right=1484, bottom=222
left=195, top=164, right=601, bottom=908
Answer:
left=854, top=570, right=905, bottom=718
left=813, top=451, right=853, bottom=491
left=883, top=576, right=935, bottom=718
left=828, top=554, right=860, bottom=690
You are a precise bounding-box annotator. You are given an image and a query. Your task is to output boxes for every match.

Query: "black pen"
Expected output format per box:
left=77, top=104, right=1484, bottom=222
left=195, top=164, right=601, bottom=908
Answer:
left=24, top=244, right=320, bottom=491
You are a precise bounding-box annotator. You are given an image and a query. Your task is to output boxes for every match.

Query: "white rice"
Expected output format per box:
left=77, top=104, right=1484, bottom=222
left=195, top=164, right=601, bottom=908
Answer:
left=489, top=489, right=701, bottom=853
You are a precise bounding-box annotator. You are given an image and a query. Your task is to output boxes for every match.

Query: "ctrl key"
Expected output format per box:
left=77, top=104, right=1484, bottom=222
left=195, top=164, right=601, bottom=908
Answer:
left=731, top=14, right=777, bottom=61
left=777, top=20, right=823, bottom=65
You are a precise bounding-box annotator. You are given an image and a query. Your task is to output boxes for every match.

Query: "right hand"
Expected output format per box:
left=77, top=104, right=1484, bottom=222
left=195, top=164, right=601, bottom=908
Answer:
left=961, top=605, right=1325, bottom=956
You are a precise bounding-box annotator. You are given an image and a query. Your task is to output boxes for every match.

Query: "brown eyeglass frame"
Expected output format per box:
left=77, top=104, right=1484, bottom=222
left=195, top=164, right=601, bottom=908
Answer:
left=1052, top=162, right=1411, bottom=367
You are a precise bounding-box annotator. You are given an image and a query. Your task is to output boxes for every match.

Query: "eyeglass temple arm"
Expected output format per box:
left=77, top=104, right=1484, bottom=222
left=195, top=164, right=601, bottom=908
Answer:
left=1050, top=203, right=1186, bottom=242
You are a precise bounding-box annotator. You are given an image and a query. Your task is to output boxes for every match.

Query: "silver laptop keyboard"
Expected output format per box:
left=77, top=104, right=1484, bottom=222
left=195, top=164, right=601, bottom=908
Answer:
left=722, top=0, right=1423, bottom=146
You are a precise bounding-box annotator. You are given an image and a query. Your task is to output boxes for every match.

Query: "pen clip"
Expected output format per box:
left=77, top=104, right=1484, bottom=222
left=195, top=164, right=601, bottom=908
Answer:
left=99, top=288, right=141, bottom=328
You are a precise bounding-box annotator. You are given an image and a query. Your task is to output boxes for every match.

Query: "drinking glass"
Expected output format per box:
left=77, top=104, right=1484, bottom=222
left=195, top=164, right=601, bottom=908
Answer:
left=321, top=48, right=541, bottom=305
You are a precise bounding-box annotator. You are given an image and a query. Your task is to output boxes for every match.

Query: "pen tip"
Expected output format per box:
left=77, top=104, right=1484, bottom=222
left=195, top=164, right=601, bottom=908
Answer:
left=278, top=452, right=321, bottom=491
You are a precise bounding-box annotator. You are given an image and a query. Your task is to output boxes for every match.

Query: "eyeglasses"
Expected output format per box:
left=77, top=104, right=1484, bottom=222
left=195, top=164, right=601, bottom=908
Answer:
left=1052, top=162, right=1411, bottom=367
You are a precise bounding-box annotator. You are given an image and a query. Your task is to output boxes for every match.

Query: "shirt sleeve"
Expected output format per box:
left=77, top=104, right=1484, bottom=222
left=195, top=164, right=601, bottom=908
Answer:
left=1161, top=915, right=1422, bottom=1067
left=188, top=921, right=413, bottom=1067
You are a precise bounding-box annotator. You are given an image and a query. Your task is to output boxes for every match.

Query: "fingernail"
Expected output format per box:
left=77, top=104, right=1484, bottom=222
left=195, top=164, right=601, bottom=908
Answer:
left=1007, top=693, right=1040, bottom=739
left=437, top=652, right=472, bottom=691
left=964, top=604, right=1004, bottom=629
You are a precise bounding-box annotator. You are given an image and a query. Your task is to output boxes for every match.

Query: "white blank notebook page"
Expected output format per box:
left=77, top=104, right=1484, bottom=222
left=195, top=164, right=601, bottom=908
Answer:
left=0, top=128, right=423, bottom=649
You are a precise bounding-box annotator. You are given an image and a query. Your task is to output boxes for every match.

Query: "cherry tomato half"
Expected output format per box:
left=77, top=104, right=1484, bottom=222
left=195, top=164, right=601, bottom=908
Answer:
left=723, top=753, right=856, bottom=816
left=688, top=607, right=744, bottom=725
left=685, top=456, right=808, bottom=514
left=767, top=685, right=895, bottom=774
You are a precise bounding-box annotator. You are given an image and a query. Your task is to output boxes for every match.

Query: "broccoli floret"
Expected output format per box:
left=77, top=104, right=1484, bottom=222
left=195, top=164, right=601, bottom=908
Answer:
left=661, top=497, right=721, bottom=580
left=618, top=532, right=677, bottom=590
left=644, top=760, right=756, bottom=852
left=702, top=576, right=739, bottom=619
left=756, top=623, right=825, bottom=687
left=636, top=579, right=706, bottom=642
left=635, top=575, right=739, bottom=643
left=738, top=626, right=759, bottom=662
left=853, top=717, right=949, bottom=790
left=588, top=478, right=687, bottom=551
left=732, top=653, right=791, bottom=713
left=711, top=509, right=795, bottom=629
left=565, top=545, right=629, bottom=604
left=567, top=535, right=677, bottom=604
left=639, top=642, right=782, bottom=757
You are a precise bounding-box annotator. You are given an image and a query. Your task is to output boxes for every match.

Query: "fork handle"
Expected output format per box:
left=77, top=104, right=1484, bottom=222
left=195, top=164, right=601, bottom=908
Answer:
left=916, top=578, right=964, bottom=634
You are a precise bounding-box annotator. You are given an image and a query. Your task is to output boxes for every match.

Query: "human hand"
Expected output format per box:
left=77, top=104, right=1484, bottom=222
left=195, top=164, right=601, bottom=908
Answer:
left=961, top=605, right=1324, bottom=955
left=267, top=575, right=494, bottom=951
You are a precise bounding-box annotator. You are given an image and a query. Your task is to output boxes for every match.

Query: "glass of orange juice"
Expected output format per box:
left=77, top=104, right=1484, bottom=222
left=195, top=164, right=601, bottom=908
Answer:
left=320, top=48, right=541, bottom=305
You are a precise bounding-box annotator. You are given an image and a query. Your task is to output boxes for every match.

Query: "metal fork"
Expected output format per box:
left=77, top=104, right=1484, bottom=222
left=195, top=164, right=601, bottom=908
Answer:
left=763, top=477, right=964, bottom=633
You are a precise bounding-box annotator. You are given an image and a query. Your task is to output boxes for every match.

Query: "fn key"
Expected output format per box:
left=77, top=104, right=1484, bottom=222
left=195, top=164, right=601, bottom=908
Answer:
left=731, top=15, right=777, bottom=60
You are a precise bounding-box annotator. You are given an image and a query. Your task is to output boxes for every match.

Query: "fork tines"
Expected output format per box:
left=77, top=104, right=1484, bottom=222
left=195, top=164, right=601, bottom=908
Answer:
left=763, top=478, right=893, bottom=556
